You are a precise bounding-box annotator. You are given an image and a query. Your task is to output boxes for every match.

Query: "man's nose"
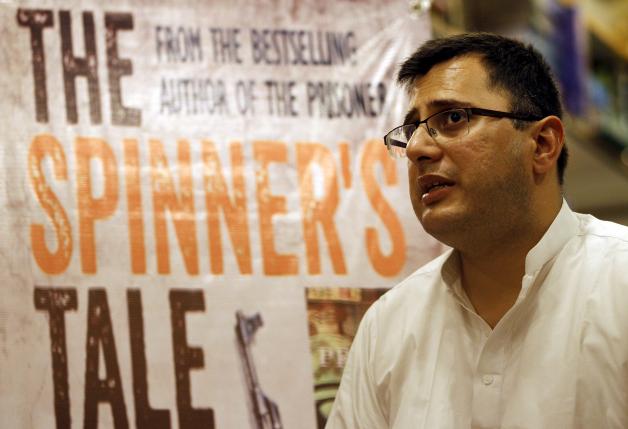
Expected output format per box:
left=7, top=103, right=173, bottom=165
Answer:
left=405, top=125, right=443, bottom=164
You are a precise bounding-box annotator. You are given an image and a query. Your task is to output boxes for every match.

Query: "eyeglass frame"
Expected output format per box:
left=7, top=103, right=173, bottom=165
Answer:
left=383, top=107, right=544, bottom=155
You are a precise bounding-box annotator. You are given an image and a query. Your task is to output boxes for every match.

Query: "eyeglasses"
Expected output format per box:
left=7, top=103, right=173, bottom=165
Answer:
left=383, top=107, right=543, bottom=158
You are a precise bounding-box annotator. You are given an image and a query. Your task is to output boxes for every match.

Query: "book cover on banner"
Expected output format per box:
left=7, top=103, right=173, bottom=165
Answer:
left=0, top=1, right=437, bottom=427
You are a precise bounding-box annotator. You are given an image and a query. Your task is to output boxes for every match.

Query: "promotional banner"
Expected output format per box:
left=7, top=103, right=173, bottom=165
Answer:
left=0, top=0, right=438, bottom=427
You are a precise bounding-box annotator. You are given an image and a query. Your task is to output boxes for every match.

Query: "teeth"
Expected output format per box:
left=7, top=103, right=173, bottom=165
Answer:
left=427, top=182, right=446, bottom=192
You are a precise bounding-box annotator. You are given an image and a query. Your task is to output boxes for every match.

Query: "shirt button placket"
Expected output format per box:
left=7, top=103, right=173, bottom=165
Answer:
left=482, top=374, right=494, bottom=386
left=472, top=372, right=502, bottom=427
left=472, top=331, right=504, bottom=428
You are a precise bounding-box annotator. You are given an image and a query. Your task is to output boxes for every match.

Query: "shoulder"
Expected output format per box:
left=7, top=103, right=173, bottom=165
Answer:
left=566, top=217, right=628, bottom=364
left=361, top=250, right=454, bottom=334
left=572, top=214, right=628, bottom=262
left=378, top=250, right=451, bottom=304
left=576, top=213, right=628, bottom=244
left=563, top=214, right=628, bottom=314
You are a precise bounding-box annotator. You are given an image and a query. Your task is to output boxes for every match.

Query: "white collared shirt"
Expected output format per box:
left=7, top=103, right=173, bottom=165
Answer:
left=327, top=202, right=628, bottom=429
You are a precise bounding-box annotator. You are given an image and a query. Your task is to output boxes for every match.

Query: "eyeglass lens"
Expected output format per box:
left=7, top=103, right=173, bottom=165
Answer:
left=386, top=126, right=414, bottom=158
left=385, top=109, right=470, bottom=158
left=430, top=109, right=469, bottom=139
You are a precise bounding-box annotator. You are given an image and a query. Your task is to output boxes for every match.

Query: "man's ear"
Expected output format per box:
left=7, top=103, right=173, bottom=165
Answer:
left=531, top=115, right=564, bottom=176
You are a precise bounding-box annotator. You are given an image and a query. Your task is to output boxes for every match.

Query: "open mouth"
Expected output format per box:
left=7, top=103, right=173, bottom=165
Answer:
left=418, top=175, right=455, bottom=204
left=419, top=176, right=455, bottom=194
left=424, top=181, right=452, bottom=194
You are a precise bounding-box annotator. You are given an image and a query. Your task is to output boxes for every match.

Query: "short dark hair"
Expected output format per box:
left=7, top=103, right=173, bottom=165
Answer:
left=398, top=32, right=568, bottom=184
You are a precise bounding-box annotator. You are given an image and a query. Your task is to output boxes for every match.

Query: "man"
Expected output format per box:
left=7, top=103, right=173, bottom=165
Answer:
left=326, top=33, right=628, bottom=428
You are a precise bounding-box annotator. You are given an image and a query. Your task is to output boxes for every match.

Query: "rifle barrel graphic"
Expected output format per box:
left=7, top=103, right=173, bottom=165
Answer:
left=235, top=311, right=283, bottom=429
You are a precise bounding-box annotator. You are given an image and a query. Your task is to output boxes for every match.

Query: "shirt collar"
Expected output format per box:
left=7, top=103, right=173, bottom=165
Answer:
left=440, top=249, right=467, bottom=303
left=441, top=249, right=460, bottom=287
left=524, top=199, right=580, bottom=275
left=439, top=199, right=580, bottom=300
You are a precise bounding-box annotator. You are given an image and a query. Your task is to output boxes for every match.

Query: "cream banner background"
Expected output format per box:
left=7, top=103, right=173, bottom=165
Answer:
left=0, top=1, right=435, bottom=427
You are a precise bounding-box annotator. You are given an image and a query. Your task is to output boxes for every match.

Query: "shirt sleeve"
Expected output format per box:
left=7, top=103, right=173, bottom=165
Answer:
left=325, top=303, right=388, bottom=429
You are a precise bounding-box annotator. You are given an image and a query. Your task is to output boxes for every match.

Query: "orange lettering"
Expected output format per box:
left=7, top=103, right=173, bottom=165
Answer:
left=201, top=140, right=252, bottom=274
left=296, top=143, right=346, bottom=274
left=28, top=134, right=73, bottom=274
left=253, top=141, right=298, bottom=275
left=338, top=141, right=352, bottom=189
left=360, top=139, right=405, bottom=277
left=149, top=139, right=198, bottom=275
left=76, top=137, right=119, bottom=274
left=123, top=139, right=146, bottom=274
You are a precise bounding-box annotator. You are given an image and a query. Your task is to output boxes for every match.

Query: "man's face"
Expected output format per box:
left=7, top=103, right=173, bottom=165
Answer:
left=405, top=55, right=534, bottom=248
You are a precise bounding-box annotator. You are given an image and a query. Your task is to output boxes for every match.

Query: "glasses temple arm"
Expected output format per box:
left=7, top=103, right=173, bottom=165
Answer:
left=385, top=139, right=408, bottom=148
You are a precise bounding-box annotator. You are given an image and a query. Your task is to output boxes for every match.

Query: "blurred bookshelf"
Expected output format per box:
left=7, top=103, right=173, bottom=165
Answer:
left=413, top=0, right=628, bottom=224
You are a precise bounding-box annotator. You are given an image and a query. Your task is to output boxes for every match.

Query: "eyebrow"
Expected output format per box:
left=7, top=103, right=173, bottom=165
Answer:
left=402, top=98, right=472, bottom=124
left=402, top=108, right=418, bottom=125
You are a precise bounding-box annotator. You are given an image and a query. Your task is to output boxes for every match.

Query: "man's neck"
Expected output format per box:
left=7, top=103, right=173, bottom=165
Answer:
left=458, top=199, right=562, bottom=329
left=460, top=244, right=529, bottom=329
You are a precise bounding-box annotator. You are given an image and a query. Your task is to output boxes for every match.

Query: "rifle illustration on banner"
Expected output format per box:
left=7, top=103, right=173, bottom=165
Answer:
left=235, top=311, right=283, bottom=429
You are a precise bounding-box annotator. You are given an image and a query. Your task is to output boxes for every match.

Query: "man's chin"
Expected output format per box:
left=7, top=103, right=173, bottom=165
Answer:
left=420, top=222, right=445, bottom=240
left=418, top=209, right=459, bottom=241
